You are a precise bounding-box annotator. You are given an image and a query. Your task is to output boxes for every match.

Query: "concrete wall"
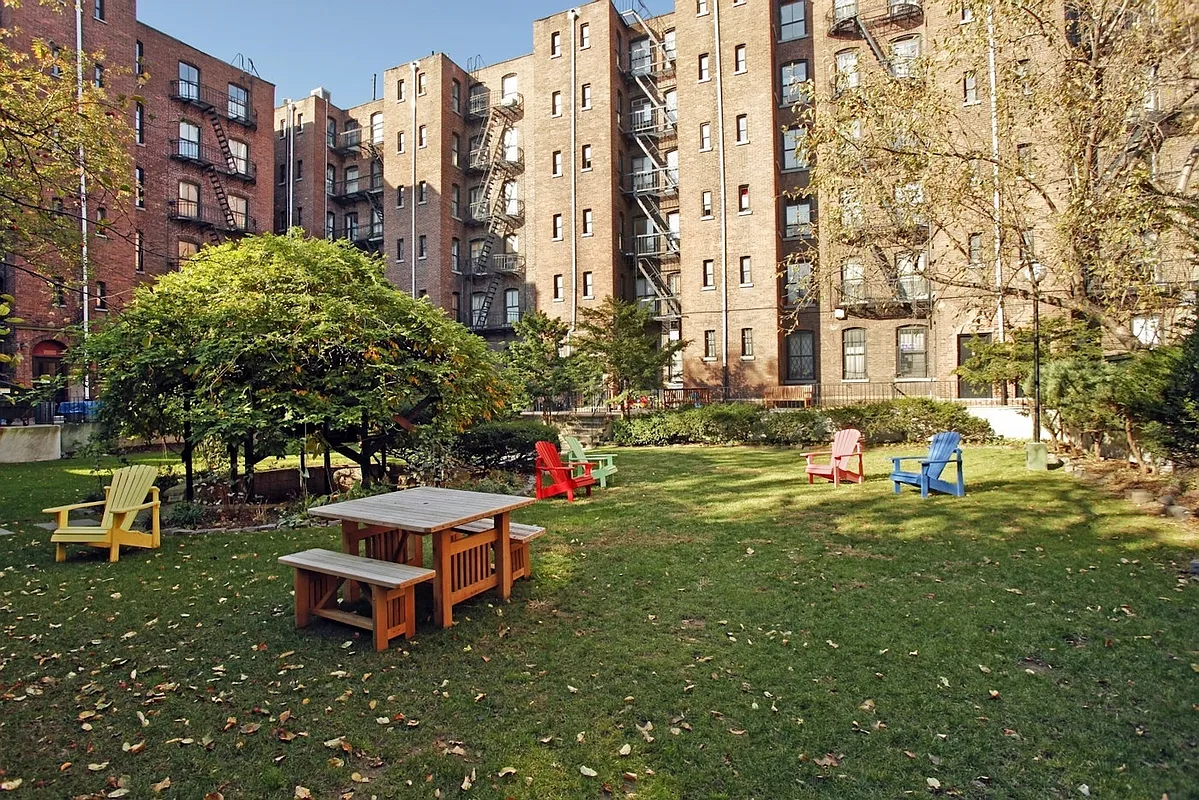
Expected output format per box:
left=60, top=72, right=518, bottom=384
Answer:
left=965, top=406, right=1050, bottom=441
left=0, top=425, right=61, bottom=463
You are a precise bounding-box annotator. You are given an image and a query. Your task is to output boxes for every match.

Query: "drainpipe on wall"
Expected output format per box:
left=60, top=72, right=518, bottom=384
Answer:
left=75, top=0, right=90, bottom=399
left=286, top=101, right=295, bottom=229
left=712, top=0, right=730, bottom=391
left=410, top=61, right=419, bottom=296
left=569, top=8, right=580, bottom=333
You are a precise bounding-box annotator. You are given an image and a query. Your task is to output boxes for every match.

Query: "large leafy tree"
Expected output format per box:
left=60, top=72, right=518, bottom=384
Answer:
left=572, top=297, right=685, bottom=413
left=80, top=233, right=511, bottom=498
left=794, top=0, right=1198, bottom=350
left=504, top=310, right=581, bottom=420
left=0, top=13, right=133, bottom=361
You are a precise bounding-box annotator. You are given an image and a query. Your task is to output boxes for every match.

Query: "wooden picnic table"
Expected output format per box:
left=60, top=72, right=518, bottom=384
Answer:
left=307, top=487, right=536, bottom=629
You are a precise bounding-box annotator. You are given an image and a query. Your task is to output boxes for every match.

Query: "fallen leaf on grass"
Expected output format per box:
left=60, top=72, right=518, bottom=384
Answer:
left=350, top=773, right=370, bottom=784
left=239, top=723, right=261, bottom=734
left=580, top=766, right=598, bottom=777
left=151, top=777, right=172, bottom=792
left=108, top=790, right=130, bottom=798
left=375, top=717, right=391, bottom=725
left=122, top=740, right=146, bottom=754
left=294, top=788, right=312, bottom=799
left=728, top=729, right=747, bottom=736
left=88, top=762, right=109, bottom=772
left=203, top=793, right=224, bottom=800
left=0, top=780, right=23, bottom=791
left=278, top=730, right=298, bottom=742
left=859, top=699, right=875, bottom=712
left=497, top=767, right=516, bottom=778
left=567, top=685, right=579, bottom=694
left=927, top=777, right=941, bottom=790
left=814, top=754, right=840, bottom=768
left=619, top=744, right=631, bottom=757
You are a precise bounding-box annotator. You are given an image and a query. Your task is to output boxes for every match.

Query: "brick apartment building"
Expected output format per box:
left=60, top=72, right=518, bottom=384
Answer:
left=0, top=0, right=274, bottom=395
left=276, top=0, right=1195, bottom=402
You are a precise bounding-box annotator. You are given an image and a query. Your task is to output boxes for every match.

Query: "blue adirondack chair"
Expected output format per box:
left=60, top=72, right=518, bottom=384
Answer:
left=890, top=431, right=966, bottom=498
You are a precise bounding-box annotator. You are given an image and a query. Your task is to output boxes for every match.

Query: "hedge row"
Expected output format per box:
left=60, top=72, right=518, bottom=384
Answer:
left=611, top=399, right=993, bottom=447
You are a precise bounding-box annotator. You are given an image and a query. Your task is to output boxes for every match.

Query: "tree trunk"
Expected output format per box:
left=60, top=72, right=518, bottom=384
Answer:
left=244, top=431, right=256, bottom=500
left=358, top=413, right=371, bottom=488
left=322, top=422, right=333, bottom=495
left=1125, top=418, right=1147, bottom=474
left=228, top=444, right=239, bottom=496
left=182, top=395, right=194, bottom=503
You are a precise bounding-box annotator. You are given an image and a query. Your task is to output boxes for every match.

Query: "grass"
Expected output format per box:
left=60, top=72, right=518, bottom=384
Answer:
left=0, top=445, right=1196, bottom=798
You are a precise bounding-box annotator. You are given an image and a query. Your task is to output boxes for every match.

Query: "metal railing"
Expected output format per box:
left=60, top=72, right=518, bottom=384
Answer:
left=627, top=168, right=679, bottom=195
left=783, top=222, right=815, bottom=240
left=328, top=172, right=384, bottom=199
left=467, top=89, right=524, bottom=119
left=630, top=232, right=680, bottom=257
left=468, top=199, right=525, bottom=224
left=167, top=140, right=256, bottom=181
left=168, top=80, right=257, bottom=127
left=626, top=107, right=677, bottom=136
left=828, top=0, right=924, bottom=34
left=166, top=199, right=256, bottom=233
left=468, top=146, right=525, bottom=172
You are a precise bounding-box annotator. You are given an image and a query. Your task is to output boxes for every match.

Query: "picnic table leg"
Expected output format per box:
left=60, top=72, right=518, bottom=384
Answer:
left=433, top=530, right=453, bottom=629
left=495, top=512, right=512, bottom=601
left=294, top=569, right=312, bottom=628
left=370, top=585, right=390, bottom=651
left=341, top=522, right=362, bottom=603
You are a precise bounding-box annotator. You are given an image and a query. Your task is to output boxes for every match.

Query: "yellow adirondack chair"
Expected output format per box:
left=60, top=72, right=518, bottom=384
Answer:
left=45, top=465, right=162, bottom=562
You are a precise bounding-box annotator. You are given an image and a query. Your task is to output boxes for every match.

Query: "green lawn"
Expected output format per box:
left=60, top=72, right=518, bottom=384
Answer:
left=0, top=445, right=1195, bottom=798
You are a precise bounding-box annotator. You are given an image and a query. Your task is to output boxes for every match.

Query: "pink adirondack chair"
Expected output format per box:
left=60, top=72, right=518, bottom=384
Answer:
left=802, top=429, right=865, bottom=487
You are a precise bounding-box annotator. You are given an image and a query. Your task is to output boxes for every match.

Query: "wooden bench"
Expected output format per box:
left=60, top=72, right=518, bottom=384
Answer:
left=279, top=548, right=434, bottom=651
left=763, top=385, right=814, bottom=409
left=452, top=520, right=546, bottom=581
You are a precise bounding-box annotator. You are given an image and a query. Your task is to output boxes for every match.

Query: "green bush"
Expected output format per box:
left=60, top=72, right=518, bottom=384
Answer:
left=455, top=419, right=560, bottom=471
left=758, top=410, right=832, bottom=445
left=826, top=398, right=993, bottom=444
left=164, top=501, right=207, bottom=529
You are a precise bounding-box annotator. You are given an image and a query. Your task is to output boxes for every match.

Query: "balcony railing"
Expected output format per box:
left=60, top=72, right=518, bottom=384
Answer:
left=167, top=140, right=256, bottom=181
left=468, top=199, right=525, bottom=225
left=637, top=294, right=682, bottom=320
left=467, top=89, right=524, bottom=119
left=168, top=80, right=257, bottom=127
left=783, top=222, right=815, bottom=240
left=328, top=172, right=384, bottom=201
left=166, top=199, right=256, bottom=233
left=828, top=0, right=924, bottom=36
left=627, top=169, right=679, bottom=196
left=330, top=129, right=363, bottom=155
left=839, top=277, right=931, bottom=316
left=626, top=107, right=678, bottom=136
left=468, top=147, right=525, bottom=173
left=630, top=232, right=680, bottom=258
left=626, top=52, right=677, bottom=80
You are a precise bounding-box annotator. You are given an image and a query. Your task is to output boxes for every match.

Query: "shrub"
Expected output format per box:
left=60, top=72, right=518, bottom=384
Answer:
left=758, top=410, right=832, bottom=445
left=612, top=404, right=829, bottom=447
left=826, top=398, right=993, bottom=444
left=165, top=501, right=208, bottom=529
left=455, top=419, right=560, bottom=471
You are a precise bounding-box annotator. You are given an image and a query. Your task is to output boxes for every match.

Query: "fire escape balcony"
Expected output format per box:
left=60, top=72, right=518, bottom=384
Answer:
left=467, top=199, right=525, bottom=227
left=467, top=147, right=525, bottom=175
left=329, top=224, right=385, bottom=250
left=168, top=80, right=257, bottom=128
left=166, top=199, right=256, bottom=234
left=625, top=53, right=677, bottom=81
left=827, top=0, right=924, bottom=37
left=466, top=89, right=524, bottom=120
left=625, top=169, right=679, bottom=197
left=838, top=277, right=932, bottom=318
left=783, top=222, right=816, bottom=241
left=624, top=108, right=678, bottom=139
left=167, top=140, right=257, bottom=182
left=638, top=294, right=682, bottom=321
left=328, top=172, right=384, bottom=204
left=838, top=212, right=929, bottom=244
left=627, top=232, right=680, bottom=260
left=329, top=130, right=363, bottom=157
left=457, top=252, right=526, bottom=277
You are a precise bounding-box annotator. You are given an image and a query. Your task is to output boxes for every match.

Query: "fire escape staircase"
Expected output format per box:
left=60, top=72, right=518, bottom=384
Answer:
left=201, top=107, right=239, bottom=237
left=469, top=94, right=523, bottom=330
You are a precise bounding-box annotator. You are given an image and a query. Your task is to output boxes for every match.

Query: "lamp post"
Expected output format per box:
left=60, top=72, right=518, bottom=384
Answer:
left=1026, top=261, right=1048, bottom=469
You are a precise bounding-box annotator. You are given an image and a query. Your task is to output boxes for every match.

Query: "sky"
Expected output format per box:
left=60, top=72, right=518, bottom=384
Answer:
left=138, top=0, right=675, bottom=109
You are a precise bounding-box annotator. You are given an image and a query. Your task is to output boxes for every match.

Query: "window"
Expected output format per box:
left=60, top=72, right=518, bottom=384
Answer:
left=697, top=0, right=709, bottom=14
left=51, top=276, right=65, bottom=306
left=702, top=259, right=715, bottom=288
left=449, top=238, right=461, bottom=271
left=417, top=72, right=427, bottom=95
left=134, top=102, right=144, bottom=144
left=1017, top=142, right=1033, bottom=175
left=418, top=235, right=427, bottom=259
left=739, top=256, right=752, bottom=285
left=843, top=328, right=867, bottom=380
left=177, top=240, right=199, bottom=264
left=961, top=3, right=975, bottom=23
left=698, top=53, right=710, bottom=81
left=229, top=195, right=248, bottom=231
left=551, top=91, right=563, bottom=117
left=135, top=230, right=144, bottom=272
left=552, top=213, right=564, bottom=240
left=781, top=60, right=809, bottom=105
left=786, top=261, right=813, bottom=304
left=894, top=181, right=925, bottom=226
left=834, top=49, right=861, bottom=94
left=581, top=83, right=592, bottom=110
left=177, top=180, right=199, bottom=218
left=896, top=252, right=928, bottom=300
left=664, top=29, right=677, bottom=62
left=840, top=188, right=863, bottom=228
left=396, top=238, right=405, bottom=261
left=418, top=125, right=427, bottom=148
left=552, top=150, right=563, bottom=176
left=582, top=208, right=593, bottom=235
left=505, top=288, right=521, bottom=324
left=740, top=328, right=754, bottom=358
left=178, top=62, right=199, bottom=101
left=553, top=274, right=565, bottom=301
left=451, top=292, right=461, bottom=321
left=451, top=133, right=460, bottom=167
left=963, top=71, right=979, bottom=104
left=784, top=200, right=812, bottom=238
left=782, top=128, right=808, bottom=170
left=396, top=130, right=406, bottom=153
left=470, top=292, right=485, bottom=324
left=581, top=144, right=592, bottom=170
left=294, top=159, right=303, bottom=180
left=738, top=184, right=751, bottom=213
left=370, top=113, right=384, bottom=144
left=326, top=212, right=336, bottom=239
left=734, top=44, right=747, bottom=73
left=96, top=281, right=107, bottom=309
left=228, top=84, right=249, bottom=123
left=94, top=0, right=105, bottom=20
left=1021, top=228, right=1037, bottom=260
left=93, top=65, right=103, bottom=88
left=701, top=191, right=713, bottom=218
left=396, top=185, right=405, bottom=208
left=134, top=167, right=145, bottom=208
left=296, top=112, right=304, bottom=131
left=890, top=37, right=920, bottom=78
left=700, top=122, right=712, bottom=151
left=583, top=271, right=594, bottom=298
left=551, top=31, right=562, bottom=57
left=178, top=120, right=200, bottom=160
left=227, top=139, right=249, bottom=177
left=786, top=331, right=816, bottom=382
left=968, top=232, right=983, bottom=267
left=1132, top=315, right=1162, bottom=346
left=780, top=0, right=807, bottom=41
left=396, top=78, right=406, bottom=102
left=1016, top=59, right=1032, bottom=96
left=735, top=114, right=749, bottom=144
left=451, top=184, right=461, bottom=219
left=665, top=89, right=678, bottom=124
left=579, top=22, right=590, bottom=49
left=896, top=325, right=928, bottom=378
left=630, top=37, right=652, bottom=75
left=418, top=180, right=428, bottom=203
left=704, top=330, right=717, bottom=359
left=451, top=79, right=461, bottom=113
left=135, top=40, right=144, bottom=75
left=841, top=259, right=865, bottom=303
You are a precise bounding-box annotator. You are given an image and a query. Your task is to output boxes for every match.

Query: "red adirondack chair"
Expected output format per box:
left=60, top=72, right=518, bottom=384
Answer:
left=534, top=440, right=597, bottom=502
left=802, top=428, right=865, bottom=487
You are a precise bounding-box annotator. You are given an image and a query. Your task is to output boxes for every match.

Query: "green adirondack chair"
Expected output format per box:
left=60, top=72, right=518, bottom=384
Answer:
left=563, top=435, right=618, bottom=488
